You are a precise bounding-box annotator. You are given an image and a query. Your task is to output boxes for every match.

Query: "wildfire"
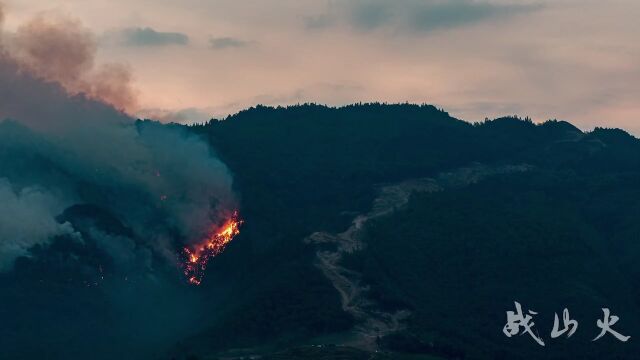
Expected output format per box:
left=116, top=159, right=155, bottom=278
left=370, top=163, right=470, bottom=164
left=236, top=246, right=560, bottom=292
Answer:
left=181, top=211, right=243, bottom=285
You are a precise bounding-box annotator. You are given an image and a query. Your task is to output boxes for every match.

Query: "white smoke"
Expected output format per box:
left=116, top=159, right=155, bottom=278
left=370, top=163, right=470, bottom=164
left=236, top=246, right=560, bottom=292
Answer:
left=0, top=178, right=78, bottom=271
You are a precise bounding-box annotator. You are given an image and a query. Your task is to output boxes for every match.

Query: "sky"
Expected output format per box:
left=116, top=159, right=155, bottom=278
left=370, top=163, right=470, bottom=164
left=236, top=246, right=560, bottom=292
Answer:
left=2, top=0, right=640, bottom=133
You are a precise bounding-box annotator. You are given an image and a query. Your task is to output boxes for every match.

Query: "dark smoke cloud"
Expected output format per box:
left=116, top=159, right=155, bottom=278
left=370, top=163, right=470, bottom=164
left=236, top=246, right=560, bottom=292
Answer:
left=0, top=4, right=236, bottom=360
left=14, top=16, right=95, bottom=86
left=0, top=49, right=128, bottom=128
left=0, top=6, right=236, bottom=273
left=91, top=62, right=138, bottom=113
left=8, top=13, right=138, bottom=112
left=0, top=177, right=78, bottom=271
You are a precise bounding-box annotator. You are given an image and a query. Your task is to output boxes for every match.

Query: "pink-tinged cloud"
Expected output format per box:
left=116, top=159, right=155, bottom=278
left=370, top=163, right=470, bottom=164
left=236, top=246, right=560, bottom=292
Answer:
left=2, top=0, right=640, bottom=134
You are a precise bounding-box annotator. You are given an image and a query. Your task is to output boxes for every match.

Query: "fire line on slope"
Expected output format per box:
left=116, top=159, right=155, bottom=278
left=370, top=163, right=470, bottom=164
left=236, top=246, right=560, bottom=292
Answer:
left=181, top=211, right=243, bottom=285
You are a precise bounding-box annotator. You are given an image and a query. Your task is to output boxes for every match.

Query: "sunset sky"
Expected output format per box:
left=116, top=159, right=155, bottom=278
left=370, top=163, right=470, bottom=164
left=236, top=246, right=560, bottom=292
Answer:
left=2, top=0, right=639, bottom=133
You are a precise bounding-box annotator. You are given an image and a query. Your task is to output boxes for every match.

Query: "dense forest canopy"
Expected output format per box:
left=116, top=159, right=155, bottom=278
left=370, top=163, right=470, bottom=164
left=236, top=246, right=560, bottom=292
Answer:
left=2, top=103, right=640, bottom=359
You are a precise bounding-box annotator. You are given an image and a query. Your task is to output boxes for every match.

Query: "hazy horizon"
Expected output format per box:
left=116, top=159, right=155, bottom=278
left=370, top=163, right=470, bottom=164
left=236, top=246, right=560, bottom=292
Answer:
left=2, top=0, right=639, bottom=134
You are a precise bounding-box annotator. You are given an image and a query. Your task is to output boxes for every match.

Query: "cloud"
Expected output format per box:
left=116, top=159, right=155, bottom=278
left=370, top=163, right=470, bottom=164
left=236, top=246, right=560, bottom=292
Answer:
left=0, top=2, right=4, bottom=29
left=402, top=0, right=540, bottom=33
left=310, top=0, right=541, bottom=33
left=303, top=14, right=334, bottom=29
left=209, top=36, right=252, bottom=49
left=350, top=2, right=393, bottom=30
left=119, top=27, right=189, bottom=46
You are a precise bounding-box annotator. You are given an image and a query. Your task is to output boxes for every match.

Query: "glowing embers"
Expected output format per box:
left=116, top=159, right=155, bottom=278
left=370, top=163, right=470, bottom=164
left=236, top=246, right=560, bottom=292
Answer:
left=181, top=211, right=242, bottom=285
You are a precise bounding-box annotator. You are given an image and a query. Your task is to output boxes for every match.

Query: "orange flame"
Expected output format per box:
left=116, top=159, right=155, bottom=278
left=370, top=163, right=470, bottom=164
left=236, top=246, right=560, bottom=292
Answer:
left=181, top=211, right=243, bottom=285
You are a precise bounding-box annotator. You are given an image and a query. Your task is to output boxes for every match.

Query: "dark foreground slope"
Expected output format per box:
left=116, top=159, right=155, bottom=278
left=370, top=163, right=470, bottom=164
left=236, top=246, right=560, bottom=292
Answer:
left=3, top=104, right=640, bottom=360
left=172, top=104, right=640, bottom=359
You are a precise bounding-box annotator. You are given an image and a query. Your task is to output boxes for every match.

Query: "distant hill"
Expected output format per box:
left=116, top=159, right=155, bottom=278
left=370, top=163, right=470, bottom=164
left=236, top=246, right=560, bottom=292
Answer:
left=3, top=103, right=640, bottom=360
left=171, top=104, right=640, bottom=359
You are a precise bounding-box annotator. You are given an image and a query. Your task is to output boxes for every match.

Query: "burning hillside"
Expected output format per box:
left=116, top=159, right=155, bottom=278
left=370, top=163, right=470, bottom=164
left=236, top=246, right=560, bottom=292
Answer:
left=0, top=4, right=238, bottom=284
left=181, top=211, right=243, bottom=285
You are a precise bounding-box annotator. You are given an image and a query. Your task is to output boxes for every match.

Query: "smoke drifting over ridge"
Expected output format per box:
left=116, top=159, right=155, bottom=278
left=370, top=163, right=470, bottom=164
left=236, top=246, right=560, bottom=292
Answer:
left=7, top=11, right=138, bottom=113
left=0, top=4, right=236, bottom=277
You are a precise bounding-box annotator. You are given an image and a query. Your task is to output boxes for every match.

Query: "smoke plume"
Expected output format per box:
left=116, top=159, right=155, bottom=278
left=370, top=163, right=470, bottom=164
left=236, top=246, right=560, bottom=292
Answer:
left=8, top=13, right=137, bottom=112
left=0, top=178, right=77, bottom=271
left=0, top=5, right=235, bottom=275
left=0, top=4, right=236, bottom=359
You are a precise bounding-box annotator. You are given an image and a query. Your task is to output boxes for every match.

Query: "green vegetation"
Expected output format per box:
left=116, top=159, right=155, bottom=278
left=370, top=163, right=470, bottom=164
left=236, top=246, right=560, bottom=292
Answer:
left=5, top=103, right=640, bottom=359
left=178, top=104, right=640, bottom=359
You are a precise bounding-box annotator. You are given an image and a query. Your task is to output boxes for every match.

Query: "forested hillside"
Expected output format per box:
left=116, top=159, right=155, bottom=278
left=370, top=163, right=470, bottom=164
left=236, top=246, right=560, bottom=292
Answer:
left=174, top=104, right=640, bottom=359
left=3, top=103, right=640, bottom=360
